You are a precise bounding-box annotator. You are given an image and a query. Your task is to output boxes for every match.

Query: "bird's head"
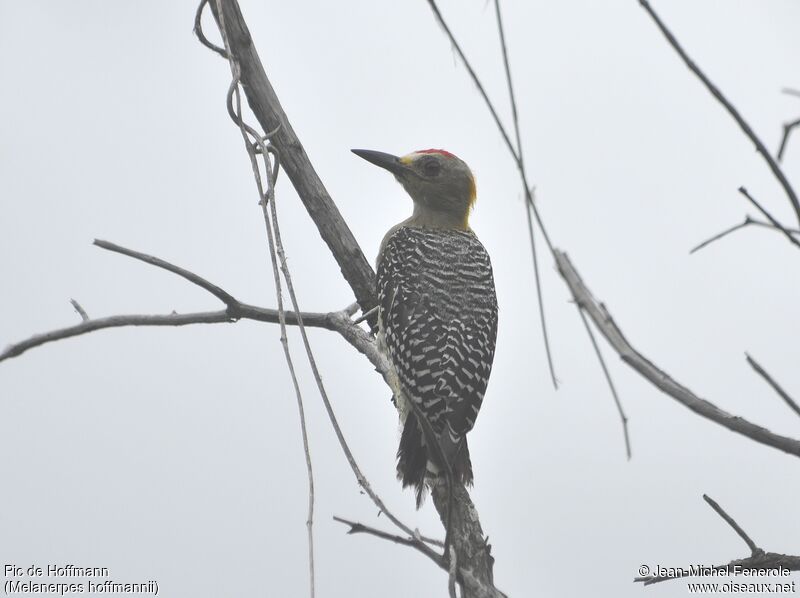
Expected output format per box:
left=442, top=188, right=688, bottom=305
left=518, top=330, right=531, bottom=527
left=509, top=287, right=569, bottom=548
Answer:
left=352, top=148, right=477, bottom=230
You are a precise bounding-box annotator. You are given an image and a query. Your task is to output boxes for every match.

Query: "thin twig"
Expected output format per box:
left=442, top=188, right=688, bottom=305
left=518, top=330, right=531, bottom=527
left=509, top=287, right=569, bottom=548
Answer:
left=69, top=299, right=90, bottom=322
left=689, top=215, right=800, bottom=254
left=783, top=88, right=800, bottom=99
left=523, top=202, right=557, bottom=388
left=576, top=306, right=631, bottom=459
left=493, top=0, right=557, bottom=389
left=332, top=516, right=446, bottom=570
left=494, top=0, right=558, bottom=389
left=638, top=0, right=800, bottom=227
left=777, top=117, right=800, bottom=163
left=635, top=495, right=800, bottom=585
left=425, top=0, right=516, bottom=168
left=94, top=239, right=240, bottom=308
left=746, top=354, right=800, bottom=420
left=702, top=494, right=759, bottom=555
left=738, top=187, right=800, bottom=250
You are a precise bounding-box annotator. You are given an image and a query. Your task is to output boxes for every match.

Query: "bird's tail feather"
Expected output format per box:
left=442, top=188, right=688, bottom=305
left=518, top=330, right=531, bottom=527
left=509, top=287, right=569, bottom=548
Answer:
left=397, top=411, right=473, bottom=508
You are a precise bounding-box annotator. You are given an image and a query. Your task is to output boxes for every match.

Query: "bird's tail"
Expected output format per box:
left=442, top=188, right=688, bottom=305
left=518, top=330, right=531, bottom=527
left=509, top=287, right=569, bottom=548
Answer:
left=396, top=411, right=473, bottom=508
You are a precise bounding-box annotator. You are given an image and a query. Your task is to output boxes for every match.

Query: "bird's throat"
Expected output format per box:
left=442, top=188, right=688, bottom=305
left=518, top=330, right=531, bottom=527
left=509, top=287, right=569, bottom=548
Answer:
left=405, top=203, right=470, bottom=231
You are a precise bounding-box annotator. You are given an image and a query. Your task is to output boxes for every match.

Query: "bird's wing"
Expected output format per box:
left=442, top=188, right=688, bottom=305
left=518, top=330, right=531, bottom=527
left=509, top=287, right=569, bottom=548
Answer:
left=377, top=227, right=498, bottom=444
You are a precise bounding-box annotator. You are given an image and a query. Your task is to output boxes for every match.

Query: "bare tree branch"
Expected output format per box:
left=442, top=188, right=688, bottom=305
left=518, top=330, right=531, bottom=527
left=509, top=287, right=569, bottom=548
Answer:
left=689, top=215, right=800, bottom=254
left=638, top=0, right=800, bottom=227
left=746, top=354, right=800, bottom=420
left=702, top=494, right=759, bottom=555
left=554, top=250, right=800, bottom=459
left=332, top=516, right=447, bottom=571
left=2, top=310, right=228, bottom=362
left=0, top=304, right=348, bottom=364
left=1, top=240, right=382, bottom=367
left=635, top=494, right=800, bottom=585
left=94, top=239, right=241, bottom=308
left=738, top=187, right=800, bottom=250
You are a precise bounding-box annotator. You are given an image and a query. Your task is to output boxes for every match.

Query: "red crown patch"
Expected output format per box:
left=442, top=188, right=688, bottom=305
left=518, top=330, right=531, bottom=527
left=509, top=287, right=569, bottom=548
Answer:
left=415, top=149, right=457, bottom=160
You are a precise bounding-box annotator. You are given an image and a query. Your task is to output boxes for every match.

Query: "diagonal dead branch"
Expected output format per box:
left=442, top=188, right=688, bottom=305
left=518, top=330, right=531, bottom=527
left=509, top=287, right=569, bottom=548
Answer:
left=746, top=354, right=800, bottom=420
left=554, top=249, right=800, bottom=459
left=204, top=0, right=378, bottom=326
left=638, top=0, right=800, bottom=227
left=702, top=494, right=759, bottom=555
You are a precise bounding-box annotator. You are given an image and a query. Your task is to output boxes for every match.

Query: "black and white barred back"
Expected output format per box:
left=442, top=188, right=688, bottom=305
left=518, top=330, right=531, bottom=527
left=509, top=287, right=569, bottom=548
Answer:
left=377, top=225, right=498, bottom=505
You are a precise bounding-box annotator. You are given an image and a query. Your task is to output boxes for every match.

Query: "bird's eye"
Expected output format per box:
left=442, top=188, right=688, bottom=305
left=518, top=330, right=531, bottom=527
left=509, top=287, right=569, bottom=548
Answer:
left=422, top=158, right=441, bottom=177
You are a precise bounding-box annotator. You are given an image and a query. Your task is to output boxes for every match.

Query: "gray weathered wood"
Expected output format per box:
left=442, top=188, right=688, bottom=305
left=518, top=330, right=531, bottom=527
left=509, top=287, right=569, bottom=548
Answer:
left=209, top=0, right=378, bottom=319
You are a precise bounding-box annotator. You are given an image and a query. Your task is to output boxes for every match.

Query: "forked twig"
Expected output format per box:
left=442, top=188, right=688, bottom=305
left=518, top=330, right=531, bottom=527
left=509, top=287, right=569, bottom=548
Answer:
left=635, top=495, right=800, bottom=586
left=689, top=215, right=800, bottom=254
left=638, top=0, right=800, bottom=228
left=738, top=187, right=800, bottom=250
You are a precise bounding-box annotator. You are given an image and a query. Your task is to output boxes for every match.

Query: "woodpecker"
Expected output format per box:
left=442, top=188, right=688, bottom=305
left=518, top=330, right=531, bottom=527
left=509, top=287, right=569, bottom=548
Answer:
left=352, top=148, right=498, bottom=506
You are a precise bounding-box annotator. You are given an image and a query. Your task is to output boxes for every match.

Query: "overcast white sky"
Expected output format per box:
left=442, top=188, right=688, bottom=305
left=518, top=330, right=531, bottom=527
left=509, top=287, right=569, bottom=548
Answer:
left=2, top=1, right=799, bottom=597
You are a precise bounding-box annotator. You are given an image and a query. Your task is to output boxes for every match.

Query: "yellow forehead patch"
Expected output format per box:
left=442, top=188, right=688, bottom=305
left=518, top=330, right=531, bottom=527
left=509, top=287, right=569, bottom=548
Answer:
left=399, top=154, right=416, bottom=165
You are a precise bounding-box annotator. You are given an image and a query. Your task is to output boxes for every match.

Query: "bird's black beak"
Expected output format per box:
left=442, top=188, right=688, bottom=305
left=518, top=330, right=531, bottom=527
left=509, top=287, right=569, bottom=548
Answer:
left=351, top=149, right=407, bottom=177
